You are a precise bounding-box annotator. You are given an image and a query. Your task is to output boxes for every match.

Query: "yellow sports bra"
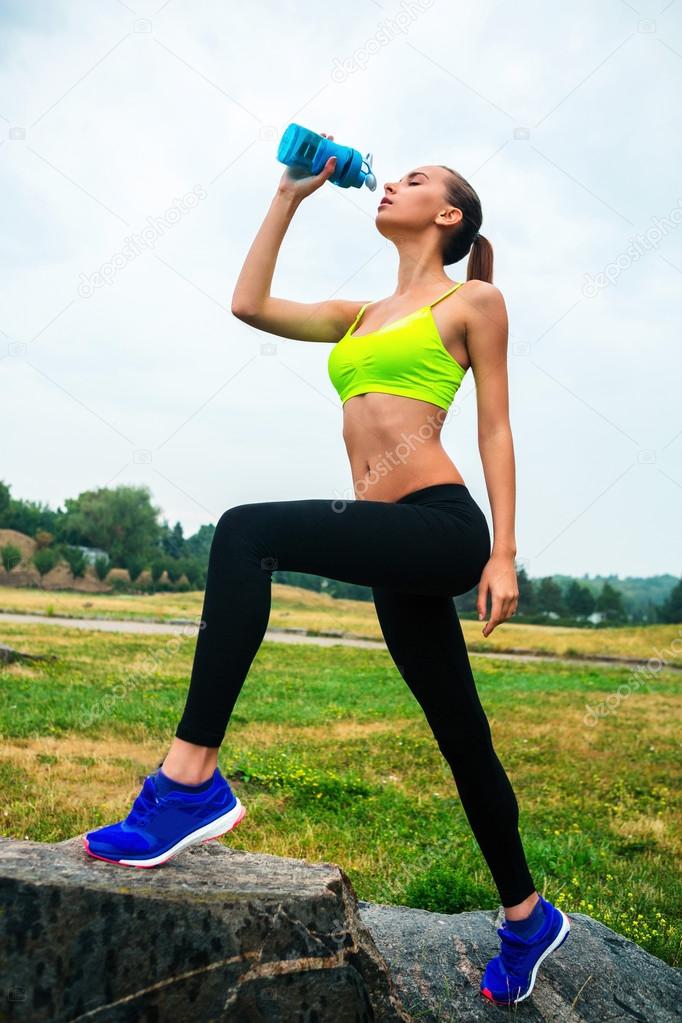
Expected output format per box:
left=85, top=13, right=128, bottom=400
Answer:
left=327, top=282, right=467, bottom=412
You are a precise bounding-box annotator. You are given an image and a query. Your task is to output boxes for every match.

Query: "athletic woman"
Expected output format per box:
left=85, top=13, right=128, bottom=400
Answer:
left=84, top=136, right=570, bottom=1005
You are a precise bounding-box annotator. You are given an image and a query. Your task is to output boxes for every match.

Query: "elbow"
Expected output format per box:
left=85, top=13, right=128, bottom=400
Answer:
left=231, top=301, right=258, bottom=322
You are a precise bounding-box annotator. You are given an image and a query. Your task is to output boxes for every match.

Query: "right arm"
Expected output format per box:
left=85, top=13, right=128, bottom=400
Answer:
left=230, top=139, right=368, bottom=343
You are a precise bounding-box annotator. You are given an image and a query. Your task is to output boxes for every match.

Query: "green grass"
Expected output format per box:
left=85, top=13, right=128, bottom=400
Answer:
left=0, top=620, right=679, bottom=968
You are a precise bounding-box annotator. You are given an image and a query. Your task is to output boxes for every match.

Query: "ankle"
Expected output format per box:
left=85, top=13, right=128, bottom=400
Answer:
left=160, top=738, right=219, bottom=785
left=504, top=892, right=540, bottom=921
left=160, top=764, right=215, bottom=786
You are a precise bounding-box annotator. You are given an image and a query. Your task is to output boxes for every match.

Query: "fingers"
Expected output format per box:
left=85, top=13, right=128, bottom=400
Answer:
left=489, top=595, right=504, bottom=628
left=319, top=134, right=336, bottom=180
left=477, top=580, right=488, bottom=622
left=483, top=593, right=519, bottom=635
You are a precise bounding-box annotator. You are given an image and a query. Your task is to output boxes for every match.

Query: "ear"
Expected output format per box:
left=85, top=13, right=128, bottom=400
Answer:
left=437, top=206, right=462, bottom=227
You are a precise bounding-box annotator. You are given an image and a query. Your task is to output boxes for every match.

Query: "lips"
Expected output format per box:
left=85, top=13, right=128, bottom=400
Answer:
left=379, top=198, right=392, bottom=207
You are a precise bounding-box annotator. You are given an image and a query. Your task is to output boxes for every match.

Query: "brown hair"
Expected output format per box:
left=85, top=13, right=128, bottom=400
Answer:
left=438, top=165, right=493, bottom=283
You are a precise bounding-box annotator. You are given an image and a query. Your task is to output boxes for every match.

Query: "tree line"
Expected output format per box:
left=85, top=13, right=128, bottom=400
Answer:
left=0, top=480, right=679, bottom=623
left=0, top=480, right=213, bottom=592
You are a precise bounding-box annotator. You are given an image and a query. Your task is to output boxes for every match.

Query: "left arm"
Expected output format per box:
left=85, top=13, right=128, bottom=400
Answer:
left=463, top=281, right=519, bottom=637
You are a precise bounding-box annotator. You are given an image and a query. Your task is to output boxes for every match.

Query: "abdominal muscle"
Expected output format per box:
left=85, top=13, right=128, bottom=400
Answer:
left=341, top=392, right=466, bottom=503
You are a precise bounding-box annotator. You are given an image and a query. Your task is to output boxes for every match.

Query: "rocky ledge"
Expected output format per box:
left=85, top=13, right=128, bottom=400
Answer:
left=0, top=835, right=679, bottom=1022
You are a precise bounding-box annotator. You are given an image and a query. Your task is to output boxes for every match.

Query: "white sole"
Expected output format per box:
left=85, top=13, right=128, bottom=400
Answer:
left=87, top=797, right=246, bottom=868
left=511, top=909, right=571, bottom=1003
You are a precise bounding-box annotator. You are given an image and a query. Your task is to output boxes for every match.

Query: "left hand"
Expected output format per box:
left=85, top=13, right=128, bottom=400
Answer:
left=476, top=554, right=519, bottom=637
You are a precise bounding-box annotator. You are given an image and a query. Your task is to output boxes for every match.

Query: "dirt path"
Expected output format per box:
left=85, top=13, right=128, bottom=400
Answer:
left=1, top=611, right=677, bottom=673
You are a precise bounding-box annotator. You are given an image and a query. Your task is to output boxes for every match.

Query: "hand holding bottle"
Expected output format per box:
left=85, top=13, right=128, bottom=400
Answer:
left=277, top=132, right=337, bottom=201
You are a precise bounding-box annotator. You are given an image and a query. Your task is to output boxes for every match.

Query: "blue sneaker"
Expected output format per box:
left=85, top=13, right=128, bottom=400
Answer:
left=83, top=766, right=246, bottom=868
left=480, top=894, right=571, bottom=1005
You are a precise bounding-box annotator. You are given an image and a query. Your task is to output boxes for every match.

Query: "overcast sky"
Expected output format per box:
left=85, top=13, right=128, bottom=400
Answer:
left=1, top=0, right=680, bottom=579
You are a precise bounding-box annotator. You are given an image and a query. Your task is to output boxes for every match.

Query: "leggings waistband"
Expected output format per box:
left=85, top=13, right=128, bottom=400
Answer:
left=396, top=483, right=471, bottom=504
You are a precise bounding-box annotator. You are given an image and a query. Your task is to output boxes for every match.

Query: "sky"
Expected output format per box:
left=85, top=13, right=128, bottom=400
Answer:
left=0, top=0, right=680, bottom=579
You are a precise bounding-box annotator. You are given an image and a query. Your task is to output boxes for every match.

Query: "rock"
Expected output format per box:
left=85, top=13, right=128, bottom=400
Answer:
left=357, top=899, right=682, bottom=1022
left=0, top=645, right=57, bottom=665
left=0, top=835, right=411, bottom=1022
left=1, top=833, right=679, bottom=1022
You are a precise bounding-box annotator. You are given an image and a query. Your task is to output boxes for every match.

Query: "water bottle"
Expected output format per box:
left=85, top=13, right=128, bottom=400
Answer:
left=276, top=123, right=377, bottom=191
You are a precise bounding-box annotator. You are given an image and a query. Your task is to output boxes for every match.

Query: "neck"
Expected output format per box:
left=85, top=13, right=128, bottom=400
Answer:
left=392, top=237, right=451, bottom=296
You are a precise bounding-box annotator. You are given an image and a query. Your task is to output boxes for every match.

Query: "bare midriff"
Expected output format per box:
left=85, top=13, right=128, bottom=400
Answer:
left=340, top=392, right=466, bottom=503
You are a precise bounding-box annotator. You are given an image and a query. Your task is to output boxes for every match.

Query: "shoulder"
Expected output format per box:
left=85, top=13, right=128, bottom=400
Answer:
left=458, top=279, right=506, bottom=311
left=457, top=281, right=507, bottom=336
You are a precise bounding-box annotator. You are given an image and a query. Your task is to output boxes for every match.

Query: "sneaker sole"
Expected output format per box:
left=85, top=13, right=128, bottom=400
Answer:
left=480, top=910, right=571, bottom=1005
left=82, top=797, right=246, bottom=868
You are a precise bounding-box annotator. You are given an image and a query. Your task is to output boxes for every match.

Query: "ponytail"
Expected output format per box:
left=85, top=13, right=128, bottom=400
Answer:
left=466, top=232, right=493, bottom=284
left=438, top=165, right=493, bottom=284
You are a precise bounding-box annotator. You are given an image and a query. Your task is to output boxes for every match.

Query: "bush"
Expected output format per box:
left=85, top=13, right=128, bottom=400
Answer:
left=0, top=543, right=22, bottom=573
left=150, top=559, right=166, bottom=583
left=166, top=560, right=183, bottom=583
left=94, top=555, right=110, bottom=581
left=125, top=555, right=146, bottom=583
left=182, top=559, right=205, bottom=589
left=32, top=547, right=59, bottom=581
left=61, top=545, right=87, bottom=579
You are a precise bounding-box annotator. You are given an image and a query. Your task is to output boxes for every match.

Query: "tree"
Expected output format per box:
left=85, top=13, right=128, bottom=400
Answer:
left=166, top=560, right=183, bottom=583
left=0, top=488, right=60, bottom=536
left=516, top=564, right=535, bottom=614
left=125, top=554, right=146, bottom=583
left=595, top=582, right=626, bottom=622
left=536, top=577, right=565, bottom=616
left=565, top=580, right=595, bottom=618
left=150, top=559, right=167, bottom=583
left=1, top=544, right=22, bottom=573
left=0, top=481, right=10, bottom=520
left=61, top=545, right=87, bottom=579
left=94, top=555, right=110, bottom=581
left=182, top=560, right=205, bottom=589
left=160, top=520, right=185, bottom=559
left=61, top=485, right=161, bottom=566
left=185, top=523, right=215, bottom=560
left=32, top=548, right=59, bottom=584
left=657, top=577, right=682, bottom=623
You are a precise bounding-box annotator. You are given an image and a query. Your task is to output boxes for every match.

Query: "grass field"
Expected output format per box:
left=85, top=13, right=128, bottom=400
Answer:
left=0, top=597, right=680, bottom=969
left=2, top=584, right=681, bottom=666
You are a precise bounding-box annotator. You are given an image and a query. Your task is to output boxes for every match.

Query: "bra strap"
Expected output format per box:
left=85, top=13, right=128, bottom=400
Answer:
left=349, top=301, right=372, bottom=332
left=429, top=282, right=464, bottom=307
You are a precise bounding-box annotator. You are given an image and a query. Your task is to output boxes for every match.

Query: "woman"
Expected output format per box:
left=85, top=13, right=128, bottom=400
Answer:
left=84, top=137, right=570, bottom=1005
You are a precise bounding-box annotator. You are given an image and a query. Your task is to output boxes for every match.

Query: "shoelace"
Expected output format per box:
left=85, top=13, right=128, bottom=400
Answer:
left=127, top=776, right=165, bottom=828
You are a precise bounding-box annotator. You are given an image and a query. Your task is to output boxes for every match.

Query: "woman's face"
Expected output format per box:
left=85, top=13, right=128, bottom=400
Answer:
left=376, top=165, right=461, bottom=236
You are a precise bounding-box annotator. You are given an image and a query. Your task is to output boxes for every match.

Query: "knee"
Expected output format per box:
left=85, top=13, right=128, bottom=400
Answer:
left=212, top=503, right=261, bottom=549
left=216, top=503, right=256, bottom=532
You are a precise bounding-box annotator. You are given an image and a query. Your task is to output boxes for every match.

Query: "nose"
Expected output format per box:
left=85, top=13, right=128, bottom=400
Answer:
left=383, top=181, right=396, bottom=195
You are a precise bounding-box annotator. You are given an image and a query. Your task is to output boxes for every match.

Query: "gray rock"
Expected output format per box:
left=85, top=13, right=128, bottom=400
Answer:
left=0, top=835, right=411, bottom=1022
left=1, top=833, right=679, bottom=1022
left=357, top=899, right=682, bottom=1022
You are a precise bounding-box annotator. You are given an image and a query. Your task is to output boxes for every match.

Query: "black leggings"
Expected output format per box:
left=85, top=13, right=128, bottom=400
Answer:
left=175, top=482, right=536, bottom=907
